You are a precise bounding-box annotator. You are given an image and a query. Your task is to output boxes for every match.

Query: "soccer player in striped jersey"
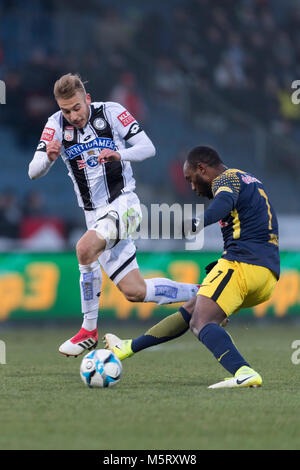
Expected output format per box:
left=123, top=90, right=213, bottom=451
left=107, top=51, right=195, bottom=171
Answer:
left=104, top=145, right=280, bottom=389
left=28, top=74, right=199, bottom=357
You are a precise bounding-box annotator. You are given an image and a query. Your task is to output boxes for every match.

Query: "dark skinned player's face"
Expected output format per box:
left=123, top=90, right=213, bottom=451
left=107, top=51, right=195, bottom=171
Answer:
left=183, top=161, right=214, bottom=199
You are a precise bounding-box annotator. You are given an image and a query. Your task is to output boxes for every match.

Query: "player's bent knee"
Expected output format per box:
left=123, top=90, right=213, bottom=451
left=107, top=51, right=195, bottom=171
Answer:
left=76, top=240, right=86, bottom=263
left=76, top=231, right=106, bottom=265
left=76, top=239, right=94, bottom=265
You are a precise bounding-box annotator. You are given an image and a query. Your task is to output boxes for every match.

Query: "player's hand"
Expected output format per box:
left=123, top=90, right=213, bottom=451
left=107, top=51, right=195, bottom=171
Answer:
left=98, top=149, right=121, bottom=164
left=182, top=217, right=202, bottom=238
left=46, top=140, right=61, bottom=162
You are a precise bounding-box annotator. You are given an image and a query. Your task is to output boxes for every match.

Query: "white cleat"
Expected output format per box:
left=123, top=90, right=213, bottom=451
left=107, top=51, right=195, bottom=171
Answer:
left=104, top=333, right=123, bottom=350
left=59, top=328, right=98, bottom=358
left=103, top=333, right=134, bottom=361
left=208, top=366, right=262, bottom=389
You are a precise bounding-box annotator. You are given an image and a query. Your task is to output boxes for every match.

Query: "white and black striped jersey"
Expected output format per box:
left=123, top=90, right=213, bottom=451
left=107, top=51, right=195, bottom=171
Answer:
left=29, top=101, right=156, bottom=210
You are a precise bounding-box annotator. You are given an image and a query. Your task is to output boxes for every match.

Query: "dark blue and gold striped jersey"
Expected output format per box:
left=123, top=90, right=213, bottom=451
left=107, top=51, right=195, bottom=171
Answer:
left=207, top=168, right=280, bottom=278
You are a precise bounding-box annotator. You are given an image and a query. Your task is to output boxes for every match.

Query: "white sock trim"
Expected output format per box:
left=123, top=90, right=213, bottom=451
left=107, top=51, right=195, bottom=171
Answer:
left=79, top=260, right=100, bottom=273
left=82, top=315, right=98, bottom=331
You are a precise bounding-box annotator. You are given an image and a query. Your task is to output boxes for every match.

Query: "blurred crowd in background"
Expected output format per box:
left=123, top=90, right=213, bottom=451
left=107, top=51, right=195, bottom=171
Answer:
left=2, top=0, right=300, bottom=139
left=0, top=0, right=300, bottom=249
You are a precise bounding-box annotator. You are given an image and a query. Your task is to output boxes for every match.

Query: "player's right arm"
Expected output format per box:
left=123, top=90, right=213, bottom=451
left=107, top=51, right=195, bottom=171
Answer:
left=187, top=172, right=240, bottom=234
left=28, top=118, right=62, bottom=180
left=204, top=171, right=241, bottom=226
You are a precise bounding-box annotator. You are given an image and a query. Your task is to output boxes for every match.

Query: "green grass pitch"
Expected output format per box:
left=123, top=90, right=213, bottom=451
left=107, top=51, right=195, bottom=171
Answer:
left=0, top=321, right=299, bottom=450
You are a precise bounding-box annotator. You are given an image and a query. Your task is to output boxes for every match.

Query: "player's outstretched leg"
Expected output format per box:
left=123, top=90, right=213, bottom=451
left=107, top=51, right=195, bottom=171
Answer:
left=190, top=294, right=262, bottom=389
left=104, top=305, right=192, bottom=360
left=117, top=269, right=199, bottom=306
left=104, top=298, right=228, bottom=360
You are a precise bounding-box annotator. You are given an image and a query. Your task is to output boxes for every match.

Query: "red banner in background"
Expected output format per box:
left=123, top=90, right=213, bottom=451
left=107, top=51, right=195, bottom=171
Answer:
left=20, top=217, right=66, bottom=251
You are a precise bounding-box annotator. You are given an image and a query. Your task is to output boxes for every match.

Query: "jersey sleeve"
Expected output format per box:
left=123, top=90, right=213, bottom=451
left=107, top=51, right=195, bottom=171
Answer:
left=28, top=116, right=62, bottom=180
left=106, top=102, right=143, bottom=140
left=203, top=171, right=241, bottom=226
left=204, top=194, right=235, bottom=226
left=211, top=171, right=241, bottom=206
left=105, top=102, right=156, bottom=162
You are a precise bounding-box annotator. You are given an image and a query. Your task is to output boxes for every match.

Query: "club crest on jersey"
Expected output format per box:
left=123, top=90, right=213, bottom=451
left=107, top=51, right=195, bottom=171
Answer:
left=93, top=118, right=106, bottom=130
left=64, top=126, right=74, bottom=142
left=87, top=155, right=98, bottom=168
left=77, top=152, right=99, bottom=170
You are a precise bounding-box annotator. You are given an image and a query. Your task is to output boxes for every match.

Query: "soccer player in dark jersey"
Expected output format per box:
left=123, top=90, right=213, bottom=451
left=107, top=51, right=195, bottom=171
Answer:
left=104, top=145, right=280, bottom=389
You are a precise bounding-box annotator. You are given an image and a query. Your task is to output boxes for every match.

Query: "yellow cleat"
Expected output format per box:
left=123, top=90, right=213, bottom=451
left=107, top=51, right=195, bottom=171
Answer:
left=208, top=366, right=262, bottom=389
left=103, top=333, right=134, bottom=361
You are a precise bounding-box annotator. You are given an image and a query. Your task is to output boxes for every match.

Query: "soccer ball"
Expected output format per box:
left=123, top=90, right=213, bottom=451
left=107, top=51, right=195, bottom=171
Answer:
left=80, top=349, right=122, bottom=388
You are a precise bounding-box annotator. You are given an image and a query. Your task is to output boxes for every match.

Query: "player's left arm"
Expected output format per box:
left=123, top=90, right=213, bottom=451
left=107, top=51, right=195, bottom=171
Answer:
left=98, top=102, right=155, bottom=163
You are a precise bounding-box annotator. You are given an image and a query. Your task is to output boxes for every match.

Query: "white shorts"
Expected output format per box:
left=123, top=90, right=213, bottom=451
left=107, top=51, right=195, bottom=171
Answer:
left=84, top=192, right=142, bottom=285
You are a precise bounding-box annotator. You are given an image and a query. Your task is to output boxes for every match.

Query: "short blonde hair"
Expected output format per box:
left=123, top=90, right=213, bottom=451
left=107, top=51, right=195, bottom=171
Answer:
left=53, top=73, right=86, bottom=100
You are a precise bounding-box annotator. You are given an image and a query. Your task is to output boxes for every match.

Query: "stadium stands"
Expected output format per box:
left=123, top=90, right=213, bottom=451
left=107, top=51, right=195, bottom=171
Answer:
left=0, top=0, right=300, bottom=246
